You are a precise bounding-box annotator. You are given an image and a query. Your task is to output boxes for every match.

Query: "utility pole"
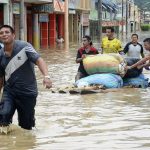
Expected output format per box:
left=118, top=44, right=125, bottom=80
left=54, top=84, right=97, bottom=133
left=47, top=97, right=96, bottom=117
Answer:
left=126, top=0, right=128, bottom=40
left=20, top=0, right=25, bottom=40
left=121, top=0, right=124, bottom=40
left=97, top=0, right=102, bottom=45
left=64, top=0, right=69, bottom=50
left=133, top=3, right=136, bottom=33
left=9, top=0, right=13, bottom=26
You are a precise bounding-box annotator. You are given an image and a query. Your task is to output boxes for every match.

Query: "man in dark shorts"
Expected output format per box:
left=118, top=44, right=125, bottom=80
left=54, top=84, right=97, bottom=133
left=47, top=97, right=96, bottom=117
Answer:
left=0, top=25, right=52, bottom=130
left=75, top=35, right=99, bottom=81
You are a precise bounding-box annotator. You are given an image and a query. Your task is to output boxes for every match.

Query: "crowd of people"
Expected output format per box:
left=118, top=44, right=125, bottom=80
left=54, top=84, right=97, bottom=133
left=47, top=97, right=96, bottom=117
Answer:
left=0, top=24, right=150, bottom=130
left=76, top=26, right=150, bottom=81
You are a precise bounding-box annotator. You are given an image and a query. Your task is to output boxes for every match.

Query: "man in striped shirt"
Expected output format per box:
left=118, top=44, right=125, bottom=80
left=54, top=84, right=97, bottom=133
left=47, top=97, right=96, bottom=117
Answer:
left=0, top=25, right=52, bottom=130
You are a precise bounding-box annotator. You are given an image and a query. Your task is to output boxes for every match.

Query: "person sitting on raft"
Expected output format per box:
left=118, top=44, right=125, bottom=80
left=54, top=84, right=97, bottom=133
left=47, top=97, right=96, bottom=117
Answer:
left=75, top=35, right=99, bottom=81
left=126, top=38, right=150, bottom=70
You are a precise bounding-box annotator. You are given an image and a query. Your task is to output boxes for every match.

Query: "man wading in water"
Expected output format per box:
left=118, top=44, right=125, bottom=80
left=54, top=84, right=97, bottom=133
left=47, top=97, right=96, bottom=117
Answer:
left=0, top=25, right=52, bottom=130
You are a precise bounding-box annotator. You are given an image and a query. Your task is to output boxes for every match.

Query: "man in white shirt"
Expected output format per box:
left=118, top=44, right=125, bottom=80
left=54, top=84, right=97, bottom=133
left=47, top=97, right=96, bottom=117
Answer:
left=123, top=34, right=144, bottom=59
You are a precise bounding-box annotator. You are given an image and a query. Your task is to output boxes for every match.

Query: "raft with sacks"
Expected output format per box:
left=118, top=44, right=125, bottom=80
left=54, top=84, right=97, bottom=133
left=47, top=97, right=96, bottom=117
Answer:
left=50, top=54, right=149, bottom=94
left=75, top=54, right=149, bottom=89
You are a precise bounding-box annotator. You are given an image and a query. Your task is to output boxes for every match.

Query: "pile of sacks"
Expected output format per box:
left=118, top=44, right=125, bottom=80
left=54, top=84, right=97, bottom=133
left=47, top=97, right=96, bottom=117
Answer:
left=75, top=54, right=149, bottom=88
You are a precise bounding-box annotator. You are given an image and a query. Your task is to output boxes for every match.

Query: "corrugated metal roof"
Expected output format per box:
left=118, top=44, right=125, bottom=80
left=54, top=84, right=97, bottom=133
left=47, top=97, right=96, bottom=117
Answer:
left=102, top=0, right=118, bottom=12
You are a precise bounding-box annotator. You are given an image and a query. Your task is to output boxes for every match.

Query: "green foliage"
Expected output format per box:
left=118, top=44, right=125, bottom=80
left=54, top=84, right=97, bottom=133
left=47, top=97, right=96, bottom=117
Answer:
left=141, top=24, right=150, bottom=31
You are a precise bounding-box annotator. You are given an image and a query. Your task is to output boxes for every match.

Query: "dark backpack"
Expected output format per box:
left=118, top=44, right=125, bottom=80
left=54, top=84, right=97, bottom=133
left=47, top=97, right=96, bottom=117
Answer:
left=124, top=57, right=143, bottom=78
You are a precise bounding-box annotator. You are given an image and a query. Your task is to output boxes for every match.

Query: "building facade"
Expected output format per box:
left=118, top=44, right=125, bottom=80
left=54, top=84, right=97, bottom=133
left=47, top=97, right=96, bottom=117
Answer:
left=0, top=0, right=65, bottom=49
left=69, top=0, right=91, bottom=44
left=0, top=0, right=12, bottom=26
left=116, top=0, right=141, bottom=34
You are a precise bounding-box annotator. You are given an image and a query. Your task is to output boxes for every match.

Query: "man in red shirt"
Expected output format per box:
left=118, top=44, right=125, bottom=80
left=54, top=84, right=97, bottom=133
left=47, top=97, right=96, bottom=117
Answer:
left=75, top=35, right=99, bottom=81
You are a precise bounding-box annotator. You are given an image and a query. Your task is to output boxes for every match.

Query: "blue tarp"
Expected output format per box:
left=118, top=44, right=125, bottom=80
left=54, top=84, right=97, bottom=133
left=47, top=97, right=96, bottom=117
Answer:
left=75, top=74, right=123, bottom=89
left=123, top=74, right=149, bottom=88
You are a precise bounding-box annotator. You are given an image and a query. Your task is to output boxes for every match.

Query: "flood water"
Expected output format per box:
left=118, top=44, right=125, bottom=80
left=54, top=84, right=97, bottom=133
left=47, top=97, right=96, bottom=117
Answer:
left=0, top=44, right=150, bottom=150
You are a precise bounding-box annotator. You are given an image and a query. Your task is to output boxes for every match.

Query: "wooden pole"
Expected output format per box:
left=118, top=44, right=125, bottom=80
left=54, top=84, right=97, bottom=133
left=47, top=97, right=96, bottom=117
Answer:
left=133, top=3, right=136, bottom=33
left=121, top=0, right=124, bottom=40
left=126, top=0, right=128, bottom=40
left=20, top=0, right=25, bottom=40
left=97, top=0, right=102, bottom=45
left=64, top=0, right=69, bottom=50
left=33, top=14, right=40, bottom=49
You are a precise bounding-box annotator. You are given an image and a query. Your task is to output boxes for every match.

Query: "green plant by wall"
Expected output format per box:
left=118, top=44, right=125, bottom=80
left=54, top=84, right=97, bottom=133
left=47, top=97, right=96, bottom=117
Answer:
left=141, top=24, right=150, bottom=31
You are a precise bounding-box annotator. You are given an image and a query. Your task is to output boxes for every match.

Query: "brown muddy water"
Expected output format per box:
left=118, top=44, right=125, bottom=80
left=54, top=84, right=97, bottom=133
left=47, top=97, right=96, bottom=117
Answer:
left=0, top=46, right=150, bottom=150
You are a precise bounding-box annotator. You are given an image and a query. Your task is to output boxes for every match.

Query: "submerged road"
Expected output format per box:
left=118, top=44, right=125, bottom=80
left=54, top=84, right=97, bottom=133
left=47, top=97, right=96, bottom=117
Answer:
left=0, top=31, right=150, bottom=150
